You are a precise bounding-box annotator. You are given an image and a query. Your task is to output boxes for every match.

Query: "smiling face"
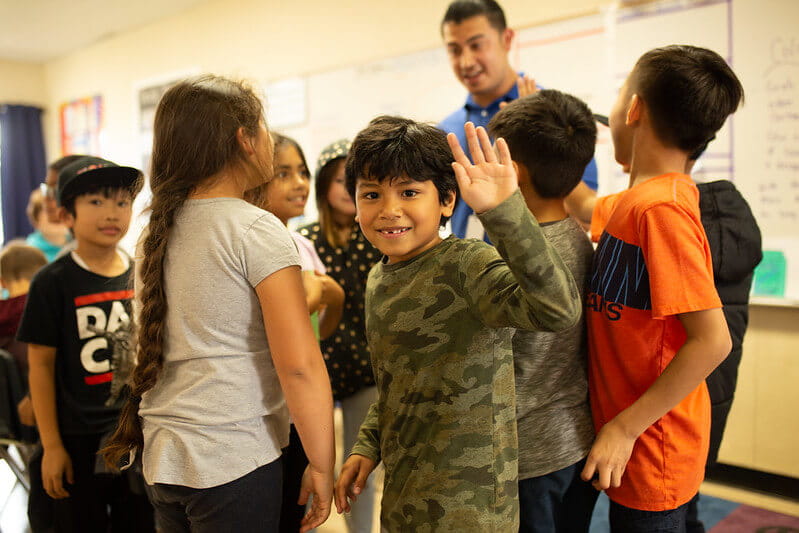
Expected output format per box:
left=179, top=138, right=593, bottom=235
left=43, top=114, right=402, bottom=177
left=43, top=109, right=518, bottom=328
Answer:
left=443, top=15, right=515, bottom=106
left=268, top=143, right=311, bottom=225
left=63, top=190, right=133, bottom=251
left=355, top=176, right=455, bottom=265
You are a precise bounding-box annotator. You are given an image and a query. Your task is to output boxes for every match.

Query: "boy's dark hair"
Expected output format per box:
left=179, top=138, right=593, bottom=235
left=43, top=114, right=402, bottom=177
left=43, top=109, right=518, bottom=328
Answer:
left=345, top=116, right=458, bottom=226
left=689, top=134, right=715, bottom=161
left=489, top=89, right=596, bottom=198
left=441, top=0, right=507, bottom=33
left=631, top=45, right=743, bottom=154
left=0, top=241, right=47, bottom=283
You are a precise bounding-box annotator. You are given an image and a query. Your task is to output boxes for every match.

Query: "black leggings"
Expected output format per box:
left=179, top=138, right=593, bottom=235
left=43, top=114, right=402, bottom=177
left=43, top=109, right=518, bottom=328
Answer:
left=280, top=424, right=310, bottom=532
left=146, top=458, right=283, bottom=533
left=48, top=433, right=155, bottom=533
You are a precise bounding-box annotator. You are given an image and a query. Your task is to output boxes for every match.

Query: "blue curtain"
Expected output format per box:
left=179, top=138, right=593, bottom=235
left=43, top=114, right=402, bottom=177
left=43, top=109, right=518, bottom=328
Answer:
left=0, top=104, right=46, bottom=243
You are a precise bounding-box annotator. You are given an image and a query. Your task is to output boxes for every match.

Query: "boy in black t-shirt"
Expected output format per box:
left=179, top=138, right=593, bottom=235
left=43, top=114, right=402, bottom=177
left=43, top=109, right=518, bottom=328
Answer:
left=17, top=156, right=154, bottom=533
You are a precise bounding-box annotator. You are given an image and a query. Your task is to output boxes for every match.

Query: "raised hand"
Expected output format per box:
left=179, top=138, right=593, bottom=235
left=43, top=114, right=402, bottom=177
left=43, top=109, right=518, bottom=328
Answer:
left=447, top=122, right=518, bottom=214
left=499, top=75, right=539, bottom=109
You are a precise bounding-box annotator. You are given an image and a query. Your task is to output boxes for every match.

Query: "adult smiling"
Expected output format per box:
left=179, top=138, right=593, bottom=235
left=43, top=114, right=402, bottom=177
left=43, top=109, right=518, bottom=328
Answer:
left=438, top=0, right=598, bottom=240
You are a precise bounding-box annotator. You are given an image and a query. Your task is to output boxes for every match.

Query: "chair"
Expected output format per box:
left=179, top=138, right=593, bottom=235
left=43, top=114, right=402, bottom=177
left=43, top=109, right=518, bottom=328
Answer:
left=0, top=348, right=34, bottom=491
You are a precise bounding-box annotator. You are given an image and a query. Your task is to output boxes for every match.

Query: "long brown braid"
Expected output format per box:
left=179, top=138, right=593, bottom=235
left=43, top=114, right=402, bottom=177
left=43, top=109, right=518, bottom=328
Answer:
left=102, top=75, right=265, bottom=468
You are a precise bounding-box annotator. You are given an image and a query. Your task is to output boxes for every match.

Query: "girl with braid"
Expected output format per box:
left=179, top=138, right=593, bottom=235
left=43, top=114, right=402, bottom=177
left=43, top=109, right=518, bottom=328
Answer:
left=102, top=75, right=335, bottom=532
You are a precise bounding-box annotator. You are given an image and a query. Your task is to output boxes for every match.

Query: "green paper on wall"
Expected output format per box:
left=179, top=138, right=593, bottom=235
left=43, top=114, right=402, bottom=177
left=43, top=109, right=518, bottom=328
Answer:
left=753, top=250, right=786, bottom=298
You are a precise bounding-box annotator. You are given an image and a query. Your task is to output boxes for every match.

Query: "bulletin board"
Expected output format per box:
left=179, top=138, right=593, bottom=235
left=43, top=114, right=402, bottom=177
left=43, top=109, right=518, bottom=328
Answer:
left=268, top=0, right=798, bottom=304
left=59, top=94, right=103, bottom=156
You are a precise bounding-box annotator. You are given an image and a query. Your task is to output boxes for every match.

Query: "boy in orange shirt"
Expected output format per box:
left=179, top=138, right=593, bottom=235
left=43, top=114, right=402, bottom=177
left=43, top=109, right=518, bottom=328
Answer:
left=581, top=45, right=739, bottom=530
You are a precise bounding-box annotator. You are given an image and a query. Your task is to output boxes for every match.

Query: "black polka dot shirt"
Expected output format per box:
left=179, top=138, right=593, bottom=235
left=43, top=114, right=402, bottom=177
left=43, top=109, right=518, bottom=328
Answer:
left=297, top=223, right=379, bottom=400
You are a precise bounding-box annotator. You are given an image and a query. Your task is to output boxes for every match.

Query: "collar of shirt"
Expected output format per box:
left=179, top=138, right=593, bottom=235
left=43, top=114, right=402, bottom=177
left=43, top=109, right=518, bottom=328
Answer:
left=462, top=73, right=522, bottom=126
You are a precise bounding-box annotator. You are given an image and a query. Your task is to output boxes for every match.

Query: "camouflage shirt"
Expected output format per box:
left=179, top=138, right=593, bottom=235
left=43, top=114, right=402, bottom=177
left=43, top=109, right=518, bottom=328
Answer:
left=351, top=191, right=580, bottom=532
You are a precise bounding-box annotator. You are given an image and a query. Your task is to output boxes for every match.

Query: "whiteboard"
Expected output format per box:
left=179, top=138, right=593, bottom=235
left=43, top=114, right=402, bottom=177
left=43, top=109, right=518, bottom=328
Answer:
left=267, top=0, right=798, bottom=304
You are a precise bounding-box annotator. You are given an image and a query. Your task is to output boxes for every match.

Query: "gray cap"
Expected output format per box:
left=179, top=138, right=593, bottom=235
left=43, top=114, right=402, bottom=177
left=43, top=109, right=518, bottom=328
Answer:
left=315, top=139, right=351, bottom=180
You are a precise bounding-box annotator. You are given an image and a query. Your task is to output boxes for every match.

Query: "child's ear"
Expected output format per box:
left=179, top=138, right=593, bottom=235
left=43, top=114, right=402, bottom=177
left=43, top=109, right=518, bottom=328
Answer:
left=236, top=126, right=256, bottom=157
left=59, top=207, right=74, bottom=229
left=442, top=190, right=456, bottom=218
left=626, top=94, right=642, bottom=126
left=511, top=160, right=521, bottom=185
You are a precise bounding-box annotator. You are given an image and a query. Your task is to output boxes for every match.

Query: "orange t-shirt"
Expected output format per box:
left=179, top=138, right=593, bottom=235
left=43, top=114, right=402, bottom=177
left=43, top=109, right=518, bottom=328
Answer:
left=587, top=173, right=721, bottom=511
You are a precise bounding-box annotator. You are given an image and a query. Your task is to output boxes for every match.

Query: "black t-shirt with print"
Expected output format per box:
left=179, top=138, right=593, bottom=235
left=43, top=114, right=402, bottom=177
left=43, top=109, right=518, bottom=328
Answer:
left=298, top=223, right=378, bottom=400
left=17, top=254, right=133, bottom=435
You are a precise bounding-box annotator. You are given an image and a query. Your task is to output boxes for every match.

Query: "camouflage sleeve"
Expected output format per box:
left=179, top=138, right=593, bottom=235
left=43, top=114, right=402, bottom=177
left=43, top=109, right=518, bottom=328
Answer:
left=349, top=400, right=381, bottom=463
left=464, top=190, right=581, bottom=332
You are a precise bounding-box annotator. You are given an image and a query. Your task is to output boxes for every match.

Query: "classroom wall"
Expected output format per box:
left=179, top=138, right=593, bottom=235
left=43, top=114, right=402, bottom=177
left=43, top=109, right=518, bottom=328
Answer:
left=24, top=0, right=799, bottom=479
left=0, top=59, right=47, bottom=107
left=40, top=0, right=605, bottom=164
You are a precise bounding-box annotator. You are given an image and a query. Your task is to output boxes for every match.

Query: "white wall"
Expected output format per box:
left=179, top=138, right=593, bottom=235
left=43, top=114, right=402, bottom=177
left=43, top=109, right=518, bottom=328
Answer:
left=0, top=59, right=47, bottom=107
left=40, top=0, right=606, bottom=164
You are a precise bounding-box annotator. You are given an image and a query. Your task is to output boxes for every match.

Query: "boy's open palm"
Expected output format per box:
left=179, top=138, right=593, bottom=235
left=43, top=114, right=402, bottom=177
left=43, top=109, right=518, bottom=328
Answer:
left=447, top=122, right=518, bottom=214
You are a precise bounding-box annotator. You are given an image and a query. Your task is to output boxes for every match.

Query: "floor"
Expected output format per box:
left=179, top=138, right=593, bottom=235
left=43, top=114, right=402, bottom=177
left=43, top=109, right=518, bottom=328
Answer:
left=3, top=408, right=798, bottom=533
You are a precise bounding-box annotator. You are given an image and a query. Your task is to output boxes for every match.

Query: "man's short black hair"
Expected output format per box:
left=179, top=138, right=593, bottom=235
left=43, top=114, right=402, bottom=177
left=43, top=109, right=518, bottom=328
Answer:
left=488, top=89, right=596, bottom=198
left=441, top=0, right=507, bottom=33
left=345, top=115, right=458, bottom=226
left=631, top=45, right=743, bottom=154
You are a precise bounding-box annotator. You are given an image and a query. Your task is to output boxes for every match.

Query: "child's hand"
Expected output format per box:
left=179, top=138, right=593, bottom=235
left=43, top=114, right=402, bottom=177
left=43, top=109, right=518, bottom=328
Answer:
left=448, top=122, right=518, bottom=214
left=301, top=270, right=324, bottom=312
left=42, top=445, right=73, bottom=499
left=499, top=75, right=538, bottom=109
left=517, top=75, right=538, bottom=98
left=580, top=418, right=637, bottom=491
left=298, top=464, right=334, bottom=532
left=335, top=454, right=377, bottom=514
left=318, top=273, right=344, bottom=308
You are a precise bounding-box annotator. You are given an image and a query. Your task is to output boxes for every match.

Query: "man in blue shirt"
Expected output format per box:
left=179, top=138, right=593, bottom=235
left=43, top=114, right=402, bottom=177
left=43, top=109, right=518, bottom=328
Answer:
left=439, top=0, right=598, bottom=239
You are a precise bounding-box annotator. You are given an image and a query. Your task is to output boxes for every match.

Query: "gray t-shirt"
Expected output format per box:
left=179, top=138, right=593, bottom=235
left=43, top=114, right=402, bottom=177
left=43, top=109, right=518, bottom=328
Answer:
left=140, top=198, right=300, bottom=488
left=514, top=216, right=595, bottom=480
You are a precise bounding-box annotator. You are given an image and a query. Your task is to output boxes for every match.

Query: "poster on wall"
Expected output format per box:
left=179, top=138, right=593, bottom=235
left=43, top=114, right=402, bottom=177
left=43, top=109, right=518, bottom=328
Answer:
left=138, top=79, right=179, bottom=173
left=59, top=95, right=103, bottom=155
left=118, top=69, right=199, bottom=256
left=135, top=69, right=199, bottom=173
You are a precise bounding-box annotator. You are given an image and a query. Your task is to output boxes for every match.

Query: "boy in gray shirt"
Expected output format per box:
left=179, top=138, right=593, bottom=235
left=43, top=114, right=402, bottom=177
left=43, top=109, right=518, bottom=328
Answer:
left=489, top=89, right=599, bottom=532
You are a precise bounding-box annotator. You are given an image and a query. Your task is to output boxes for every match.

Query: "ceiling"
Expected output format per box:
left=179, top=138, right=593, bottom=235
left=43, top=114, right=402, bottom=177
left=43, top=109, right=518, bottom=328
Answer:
left=0, top=0, right=211, bottom=63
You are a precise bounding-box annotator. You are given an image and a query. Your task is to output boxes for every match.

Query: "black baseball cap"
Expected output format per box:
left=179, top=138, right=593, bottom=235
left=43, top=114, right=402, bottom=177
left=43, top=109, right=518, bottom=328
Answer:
left=57, top=156, right=142, bottom=205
